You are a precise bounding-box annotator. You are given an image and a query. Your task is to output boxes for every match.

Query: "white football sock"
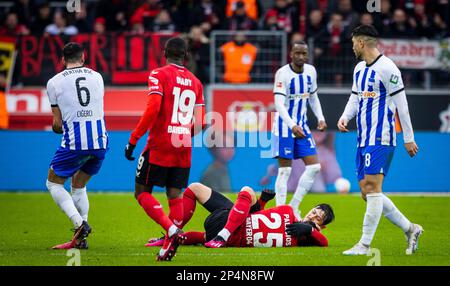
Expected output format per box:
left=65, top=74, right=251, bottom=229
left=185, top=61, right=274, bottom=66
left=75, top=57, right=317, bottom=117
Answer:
left=382, top=194, right=412, bottom=233
left=359, top=193, right=383, bottom=246
left=217, top=229, right=231, bottom=241
left=275, top=167, right=291, bottom=206
left=46, top=180, right=83, bottom=228
left=289, top=163, right=321, bottom=209
left=168, top=224, right=178, bottom=237
left=71, top=186, right=89, bottom=221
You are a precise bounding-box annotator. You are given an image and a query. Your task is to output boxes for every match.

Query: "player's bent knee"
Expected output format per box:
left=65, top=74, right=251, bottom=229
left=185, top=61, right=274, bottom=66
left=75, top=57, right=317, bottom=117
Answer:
left=188, top=182, right=205, bottom=194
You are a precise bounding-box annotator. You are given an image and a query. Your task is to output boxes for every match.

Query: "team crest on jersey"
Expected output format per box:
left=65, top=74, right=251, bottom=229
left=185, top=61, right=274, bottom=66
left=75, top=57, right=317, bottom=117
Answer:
left=276, top=82, right=282, bottom=88
left=149, top=76, right=159, bottom=85
left=390, top=74, right=399, bottom=84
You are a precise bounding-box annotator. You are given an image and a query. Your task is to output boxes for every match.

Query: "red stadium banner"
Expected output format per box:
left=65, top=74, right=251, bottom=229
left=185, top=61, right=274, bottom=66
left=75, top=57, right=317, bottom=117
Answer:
left=15, top=33, right=176, bottom=86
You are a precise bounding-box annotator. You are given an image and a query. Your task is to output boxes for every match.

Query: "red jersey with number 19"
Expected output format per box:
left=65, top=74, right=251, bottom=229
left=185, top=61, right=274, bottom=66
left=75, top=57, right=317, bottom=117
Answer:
left=131, top=63, right=204, bottom=168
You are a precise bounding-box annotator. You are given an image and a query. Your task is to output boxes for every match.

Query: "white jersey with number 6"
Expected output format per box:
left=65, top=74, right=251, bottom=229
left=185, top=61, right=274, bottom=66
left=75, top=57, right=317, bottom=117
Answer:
left=47, top=67, right=108, bottom=151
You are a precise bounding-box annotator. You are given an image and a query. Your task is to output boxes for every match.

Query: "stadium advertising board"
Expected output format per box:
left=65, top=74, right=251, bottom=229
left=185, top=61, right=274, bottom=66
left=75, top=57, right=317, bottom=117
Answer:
left=378, top=38, right=450, bottom=70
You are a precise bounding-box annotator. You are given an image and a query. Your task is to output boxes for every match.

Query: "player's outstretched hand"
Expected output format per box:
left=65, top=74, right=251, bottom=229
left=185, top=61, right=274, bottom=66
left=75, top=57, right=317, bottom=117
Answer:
left=292, top=125, right=306, bottom=138
left=285, top=222, right=313, bottom=237
left=337, top=118, right=349, bottom=132
left=404, top=141, right=419, bottom=157
left=125, top=143, right=136, bottom=161
left=260, top=189, right=276, bottom=202
left=317, top=120, right=327, bottom=132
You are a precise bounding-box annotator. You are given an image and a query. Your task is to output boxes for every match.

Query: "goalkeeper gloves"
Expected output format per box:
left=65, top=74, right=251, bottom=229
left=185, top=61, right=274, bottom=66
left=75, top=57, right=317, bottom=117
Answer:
left=124, top=143, right=136, bottom=161
left=285, top=222, right=313, bottom=237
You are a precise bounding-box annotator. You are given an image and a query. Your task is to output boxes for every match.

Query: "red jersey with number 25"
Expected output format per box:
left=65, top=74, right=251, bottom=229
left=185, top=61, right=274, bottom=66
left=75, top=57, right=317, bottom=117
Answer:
left=144, top=63, right=204, bottom=168
left=228, top=205, right=299, bottom=247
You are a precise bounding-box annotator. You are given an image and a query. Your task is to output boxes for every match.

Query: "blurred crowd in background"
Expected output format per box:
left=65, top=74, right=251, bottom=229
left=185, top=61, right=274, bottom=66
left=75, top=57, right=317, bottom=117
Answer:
left=0, top=0, right=449, bottom=86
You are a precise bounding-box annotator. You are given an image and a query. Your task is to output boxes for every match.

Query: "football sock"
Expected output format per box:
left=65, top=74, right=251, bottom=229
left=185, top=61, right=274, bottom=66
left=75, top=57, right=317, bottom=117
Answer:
left=221, top=191, right=252, bottom=241
left=181, top=187, right=196, bottom=228
left=183, top=231, right=205, bottom=245
left=46, top=180, right=83, bottom=228
left=275, top=167, right=291, bottom=206
left=137, top=192, right=174, bottom=232
left=71, top=186, right=89, bottom=221
left=168, top=197, right=184, bottom=228
left=289, top=163, right=321, bottom=209
left=217, top=229, right=230, bottom=241
left=382, top=194, right=411, bottom=233
left=360, top=193, right=383, bottom=246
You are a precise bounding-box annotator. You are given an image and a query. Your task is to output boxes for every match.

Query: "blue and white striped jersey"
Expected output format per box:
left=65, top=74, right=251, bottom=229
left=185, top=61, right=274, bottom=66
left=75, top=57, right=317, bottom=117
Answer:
left=352, top=55, right=404, bottom=147
left=47, top=67, right=108, bottom=150
left=272, top=63, right=319, bottom=138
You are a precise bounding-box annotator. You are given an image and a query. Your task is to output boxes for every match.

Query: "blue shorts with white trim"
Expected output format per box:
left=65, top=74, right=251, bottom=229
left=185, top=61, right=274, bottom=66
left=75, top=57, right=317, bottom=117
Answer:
left=50, top=146, right=109, bottom=178
left=356, top=145, right=395, bottom=181
left=271, top=132, right=317, bottom=160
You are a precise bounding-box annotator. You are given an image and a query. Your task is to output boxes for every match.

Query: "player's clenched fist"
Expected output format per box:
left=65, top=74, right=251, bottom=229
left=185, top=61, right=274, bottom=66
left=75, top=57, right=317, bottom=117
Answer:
left=404, top=141, right=419, bottom=157
left=337, top=118, right=349, bottom=132
left=317, top=120, right=327, bottom=132
left=285, top=222, right=313, bottom=237
left=124, top=143, right=136, bottom=161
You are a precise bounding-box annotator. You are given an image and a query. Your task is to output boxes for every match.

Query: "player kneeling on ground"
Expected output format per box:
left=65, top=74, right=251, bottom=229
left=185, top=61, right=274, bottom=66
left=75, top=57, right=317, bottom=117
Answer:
left=147, top=183, right=334, bottom=251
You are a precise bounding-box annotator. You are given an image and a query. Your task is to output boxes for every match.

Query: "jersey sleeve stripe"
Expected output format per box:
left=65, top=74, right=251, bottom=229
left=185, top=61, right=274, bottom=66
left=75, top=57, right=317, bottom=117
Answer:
left=51, top=104, right=58, bottom=107
left=351, top=91, right=358, bottom=95
left=389, top=87, right=404, bottom=97
left=274, top=92, right=286, bottom=96
left=195, top=103, right=205, bottom=106
left=310, top=88, right=318, bottom=94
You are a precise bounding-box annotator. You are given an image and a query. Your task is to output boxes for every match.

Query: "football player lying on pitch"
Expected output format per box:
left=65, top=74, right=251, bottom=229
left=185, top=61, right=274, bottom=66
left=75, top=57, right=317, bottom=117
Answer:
left=146, top=182, right=334, bottom=259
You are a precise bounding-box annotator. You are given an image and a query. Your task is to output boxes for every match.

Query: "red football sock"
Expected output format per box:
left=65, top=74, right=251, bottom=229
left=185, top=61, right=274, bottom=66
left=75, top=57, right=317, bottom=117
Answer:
left=224, top=191, right=252, bottom=234
left=168, top=197, right=184, bottom=228
left=137, top=192, right=173, bottom=232
left=182, top=187, right=196, bottom=228
left=182, top=231, right=205, bottom=245
left=258, top=198, right=267, bottom=210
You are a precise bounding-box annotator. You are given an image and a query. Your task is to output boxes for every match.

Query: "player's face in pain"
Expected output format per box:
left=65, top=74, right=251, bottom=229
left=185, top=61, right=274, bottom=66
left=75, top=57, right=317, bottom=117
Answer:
left=302, top=207, right=325, bottom=227
left=290, top=44, right=308, bottom=69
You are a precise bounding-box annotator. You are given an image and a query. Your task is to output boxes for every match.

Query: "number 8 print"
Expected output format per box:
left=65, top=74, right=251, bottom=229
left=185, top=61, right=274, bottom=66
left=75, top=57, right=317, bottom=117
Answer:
left=365, top=153, right=371, bottom=167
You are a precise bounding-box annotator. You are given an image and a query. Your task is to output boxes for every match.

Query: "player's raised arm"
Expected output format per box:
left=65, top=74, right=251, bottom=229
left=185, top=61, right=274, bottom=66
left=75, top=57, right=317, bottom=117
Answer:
left=273, top=70, right=304, bottom=138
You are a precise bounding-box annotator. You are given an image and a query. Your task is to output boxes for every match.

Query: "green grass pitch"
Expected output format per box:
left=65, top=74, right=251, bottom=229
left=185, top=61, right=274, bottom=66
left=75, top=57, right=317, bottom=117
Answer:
left=0, top=192, right=448, bottom=266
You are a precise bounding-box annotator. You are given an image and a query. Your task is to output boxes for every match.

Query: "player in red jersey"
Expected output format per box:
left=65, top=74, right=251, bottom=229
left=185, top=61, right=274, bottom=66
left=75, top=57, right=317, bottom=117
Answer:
left=146, top=182, right=333, bottom=250
left=124, top=37, right=205, bottom=261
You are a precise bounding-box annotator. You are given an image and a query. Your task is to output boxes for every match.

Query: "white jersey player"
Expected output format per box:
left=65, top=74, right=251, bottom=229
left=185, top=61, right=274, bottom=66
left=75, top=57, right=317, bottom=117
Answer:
left=271, top=41, right=327, bottom=219
left=337, top=25, right=423, bottom=256
left=45, top=43, right=108, bottom=250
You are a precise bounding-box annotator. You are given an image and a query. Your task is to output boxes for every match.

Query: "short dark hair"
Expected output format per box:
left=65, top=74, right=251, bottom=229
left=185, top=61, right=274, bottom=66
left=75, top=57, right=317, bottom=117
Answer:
left=351, top=24, right=379, bottom=38
left=164, top=37, right=187, bottom=61
left=63, top=42, right=84, bottom=63
left=316, top=203, right=335, bottom=225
